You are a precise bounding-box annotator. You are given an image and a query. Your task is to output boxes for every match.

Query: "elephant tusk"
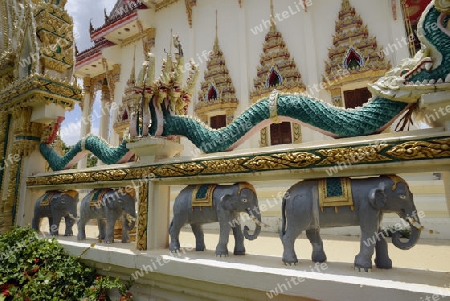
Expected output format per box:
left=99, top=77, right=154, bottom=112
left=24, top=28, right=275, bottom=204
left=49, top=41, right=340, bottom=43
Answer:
left=250, top=216, right=269, bottom=228
left=126, top=213, right=136, bottom=221
left=406, top=216, right=424, bottom=230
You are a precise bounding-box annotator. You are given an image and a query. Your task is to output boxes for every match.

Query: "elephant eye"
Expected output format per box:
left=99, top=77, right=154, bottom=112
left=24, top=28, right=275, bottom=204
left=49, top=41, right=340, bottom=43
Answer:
left=242, top=198, right=248, bottom=203
left=399, top=194, right=406, bottom=200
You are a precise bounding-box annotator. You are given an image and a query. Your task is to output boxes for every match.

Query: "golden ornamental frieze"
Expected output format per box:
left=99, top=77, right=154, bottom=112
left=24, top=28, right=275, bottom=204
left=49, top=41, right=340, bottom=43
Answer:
left=386, top=139, right=450, bottom=160
left=123, top=168, right=156, bottom=180
left=50, top=174, right=74, bottom=184
left=243, top=152, right=320, bottom=171
left=91, top=170, right=128, bottom=182
left=243, top=156, right=290, bottom=171
left=272, top=152, right=322, bottom=168
left=26, top=136, right=450, bottom=187
left=317, top=144, right=391, bottom=165
left=72, top=173, right=95, bottom=183
left=201, top=158, right=249, bottom=174
left=154, top=163, right=205, bottom=177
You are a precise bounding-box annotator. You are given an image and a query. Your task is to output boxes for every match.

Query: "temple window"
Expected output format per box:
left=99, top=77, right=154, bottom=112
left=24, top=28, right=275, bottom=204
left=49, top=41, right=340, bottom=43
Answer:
left=122, top=109, right=128, bottom=121
left=207, top=85, right=218, bottom=101
left=343, top=87, right=372, bottom=109
left=210, top=114, right=226, bottom=129
left=344, top=47, right=364, bottom=70
left=270, top=122, right=292, bottom=145
left=267, top=67, right=282, bottom=87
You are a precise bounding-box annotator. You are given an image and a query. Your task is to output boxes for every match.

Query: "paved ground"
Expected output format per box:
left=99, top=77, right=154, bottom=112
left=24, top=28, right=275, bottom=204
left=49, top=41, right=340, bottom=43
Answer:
left=40, top=219, right=450, bottom=273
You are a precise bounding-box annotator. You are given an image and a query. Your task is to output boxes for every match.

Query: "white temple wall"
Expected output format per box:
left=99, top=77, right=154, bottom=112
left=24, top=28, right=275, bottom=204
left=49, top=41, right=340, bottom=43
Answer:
left=107, top=0, right=414, bottom=154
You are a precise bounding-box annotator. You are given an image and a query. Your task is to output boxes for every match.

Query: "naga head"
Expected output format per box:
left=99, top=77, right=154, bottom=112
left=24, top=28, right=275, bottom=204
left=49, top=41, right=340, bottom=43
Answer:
left=369, top=1, right=450, bottom=103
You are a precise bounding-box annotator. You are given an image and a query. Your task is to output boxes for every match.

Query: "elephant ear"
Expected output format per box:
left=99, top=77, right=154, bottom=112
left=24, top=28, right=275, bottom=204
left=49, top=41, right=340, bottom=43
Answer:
left=221, top=194, right=237, bottom=211
left=105, top=195, right=122, bottom=209
left=369, top=182, right=387, bottom=209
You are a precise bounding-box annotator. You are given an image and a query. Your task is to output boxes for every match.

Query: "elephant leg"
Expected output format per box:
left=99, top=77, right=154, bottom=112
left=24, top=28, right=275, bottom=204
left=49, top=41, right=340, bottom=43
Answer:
left=64, top=216, right=74, bottom=236
left=231, top=222, right=245, bottom=255
left=48, top=216, right=58, bottom=236
left=306, top=228, right=326, bottom=263
left=98, top=219, right=107, bottom=241
left=374, top=229, right=392, bottom=269
left=105, top=214, right=119, bottom=244
left=355, top=228, right=377, bottom=272
left=121, top=217, right=130, bottom=243
left=32, top=214, right=40, bottom=232
left=281, top=219, right=305, bottom=265
left=191, top=224, right=205, bottom=251
left=216, top=221, right=231, bottom=257
left=77, top=216, right=88, bottom=240
left=169, top=219, right=183, bottom=252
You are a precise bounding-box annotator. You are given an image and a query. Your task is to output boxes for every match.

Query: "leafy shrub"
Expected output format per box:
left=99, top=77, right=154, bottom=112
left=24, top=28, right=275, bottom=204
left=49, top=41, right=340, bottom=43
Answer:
left=0, top=227, right=133, bottom=301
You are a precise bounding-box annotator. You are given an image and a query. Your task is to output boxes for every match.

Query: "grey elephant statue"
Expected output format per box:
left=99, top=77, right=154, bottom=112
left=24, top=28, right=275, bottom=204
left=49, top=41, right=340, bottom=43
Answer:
left=32, top=190, right=79, bottom=236
left=169, top=182, right=262, bottom=256
left=280, top=175, right=422, bottom=271
left=77, top=188, right=137, bottom=243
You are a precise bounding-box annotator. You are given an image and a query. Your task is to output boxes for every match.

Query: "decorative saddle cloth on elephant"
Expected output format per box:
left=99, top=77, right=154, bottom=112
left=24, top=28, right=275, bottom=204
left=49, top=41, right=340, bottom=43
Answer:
left=318, top=178, right=354, bottom=212
left=40, top=191, right=59, bottom=207
left=40, top=190, right=78, bottom=207
left=191, top=184, right=217, bottom=210
left=89, top=189, right=111, bottom=207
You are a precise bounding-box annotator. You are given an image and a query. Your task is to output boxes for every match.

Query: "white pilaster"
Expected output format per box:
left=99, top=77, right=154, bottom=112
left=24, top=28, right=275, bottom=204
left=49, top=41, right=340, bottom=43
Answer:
left=78, top=77, right=92, bottom=169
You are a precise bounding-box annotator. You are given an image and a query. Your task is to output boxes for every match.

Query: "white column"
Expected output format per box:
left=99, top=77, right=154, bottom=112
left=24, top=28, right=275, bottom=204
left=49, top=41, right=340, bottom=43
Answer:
left=441, top=172, right=450, bottom=217
left=146, top=181, right=170, bottom=249
left=78, top=77, right=92, bottom=169
left=99, top=83, right=111, bottom=142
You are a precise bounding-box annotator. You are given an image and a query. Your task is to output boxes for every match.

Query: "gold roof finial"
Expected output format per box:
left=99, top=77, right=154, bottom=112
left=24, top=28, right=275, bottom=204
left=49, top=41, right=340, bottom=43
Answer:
left=270, top=0, right=276, bottom=31
left=214, top=10, right=219, bottom=51
left=170, top=28, right=173, bottom=55
left=215, top=10, right=218, bottom=41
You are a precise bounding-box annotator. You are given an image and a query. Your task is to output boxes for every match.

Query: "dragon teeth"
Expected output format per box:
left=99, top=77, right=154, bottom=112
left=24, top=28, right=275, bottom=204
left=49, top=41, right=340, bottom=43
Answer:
left=437, top=78, right=444, bottom=84
left=424, top=62, right=433, bottom=70
left=446, top=74, right=450, bottom=83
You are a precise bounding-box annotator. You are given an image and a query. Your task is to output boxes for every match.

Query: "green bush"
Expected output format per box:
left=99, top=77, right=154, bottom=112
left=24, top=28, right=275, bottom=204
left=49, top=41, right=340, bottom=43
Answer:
left=0, top=227, right=133, bottom=301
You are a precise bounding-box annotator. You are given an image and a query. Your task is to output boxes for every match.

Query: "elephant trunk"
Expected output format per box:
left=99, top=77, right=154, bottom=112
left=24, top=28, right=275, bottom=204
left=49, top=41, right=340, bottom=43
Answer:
left=244, top=210, right=261, bottom=241
left=392, top=212, right=422, bottom=250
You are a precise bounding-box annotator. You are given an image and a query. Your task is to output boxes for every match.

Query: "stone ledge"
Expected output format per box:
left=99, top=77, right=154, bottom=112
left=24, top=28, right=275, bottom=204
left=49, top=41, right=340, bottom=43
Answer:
left=59, top=235, right=450, bottom=301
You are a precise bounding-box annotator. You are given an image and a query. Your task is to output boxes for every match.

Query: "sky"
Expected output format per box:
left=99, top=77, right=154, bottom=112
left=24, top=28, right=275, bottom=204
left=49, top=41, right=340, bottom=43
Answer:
left=61, top=0, right=117, bottom=145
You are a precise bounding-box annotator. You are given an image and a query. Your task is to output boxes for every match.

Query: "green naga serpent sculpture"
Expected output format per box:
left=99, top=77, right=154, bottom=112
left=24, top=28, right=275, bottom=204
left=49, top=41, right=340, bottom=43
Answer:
left=42, top=0, right=450, bottom=171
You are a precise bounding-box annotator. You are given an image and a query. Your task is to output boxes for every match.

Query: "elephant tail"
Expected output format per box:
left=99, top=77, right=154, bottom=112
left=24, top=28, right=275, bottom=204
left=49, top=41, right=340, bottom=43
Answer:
left=168, top=220, right=173, bottom=234
left=280, top=194, right=287, bottom=238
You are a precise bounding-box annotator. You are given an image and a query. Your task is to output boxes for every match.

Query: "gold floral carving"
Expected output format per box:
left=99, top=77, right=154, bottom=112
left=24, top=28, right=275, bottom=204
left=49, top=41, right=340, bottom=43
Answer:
left=293, top=123, right=302, bottom=143
left=244, top=152, right=321, bottom=171
left=201, top=158, right=249, bottom=174
left=317, top=144, right=391, bottom=165
left=91, top=170, right=128, bottom=182
left=154, top=163, right=205, bottom=177
left=0, top=74, right=81, bottom=111
left=136, top=181, right=148, bottom=251
left=260, top=127, right=268, bottom=147
left=386, top=139, right=450, bottom=159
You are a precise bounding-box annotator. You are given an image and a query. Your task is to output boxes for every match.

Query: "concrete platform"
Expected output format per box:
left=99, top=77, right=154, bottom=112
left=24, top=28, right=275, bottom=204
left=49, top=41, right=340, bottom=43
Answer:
left=38, top=220, right=450, bottom=301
